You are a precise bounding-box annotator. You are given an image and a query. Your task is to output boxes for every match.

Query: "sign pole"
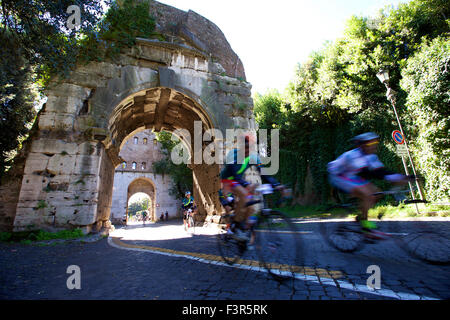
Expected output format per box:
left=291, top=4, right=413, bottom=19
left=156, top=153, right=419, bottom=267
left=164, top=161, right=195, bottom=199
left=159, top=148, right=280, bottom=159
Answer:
left=390, top=99, right=425, bottom=200
left=399, top=155, right=415, bottom=200
left=400, top=155, right=420, bottom=214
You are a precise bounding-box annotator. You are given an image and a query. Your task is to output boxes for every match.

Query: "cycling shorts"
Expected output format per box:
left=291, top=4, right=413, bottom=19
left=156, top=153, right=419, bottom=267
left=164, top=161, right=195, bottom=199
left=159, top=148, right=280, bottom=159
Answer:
left=221, top=179, right=241, bottom=190
left=182, top=206, right=196, bottom=219
left=329, top=174, right=369, bottom=194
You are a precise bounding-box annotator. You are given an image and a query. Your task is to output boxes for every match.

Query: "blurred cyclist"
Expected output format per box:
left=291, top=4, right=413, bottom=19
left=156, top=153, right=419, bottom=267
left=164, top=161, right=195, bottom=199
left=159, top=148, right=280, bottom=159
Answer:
left=220, top=133, right=286, bottom=241
left=218, top=189, right=234, bottom=215
left=327, top=132, right=411, bottom=233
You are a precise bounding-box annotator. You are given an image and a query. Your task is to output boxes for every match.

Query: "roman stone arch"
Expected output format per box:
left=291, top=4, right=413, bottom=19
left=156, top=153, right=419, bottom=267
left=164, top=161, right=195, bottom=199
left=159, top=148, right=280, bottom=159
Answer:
left=127, top=177, right=156, bottom=222
left=0, top=1, right=257, bottom=233
left=105, top=86, right=219, bottom=227
left=110, top=130, right=179, bottom=225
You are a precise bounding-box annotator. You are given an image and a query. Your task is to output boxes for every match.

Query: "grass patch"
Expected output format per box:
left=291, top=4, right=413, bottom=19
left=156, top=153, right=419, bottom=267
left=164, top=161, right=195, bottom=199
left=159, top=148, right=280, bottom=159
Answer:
left=275, top=203, right=450, bottom=220
left=0, top=229, right=85, bottom=244
left=274, top=204, right=358, bottom=219
left=369, top=203, right=449, bottom=219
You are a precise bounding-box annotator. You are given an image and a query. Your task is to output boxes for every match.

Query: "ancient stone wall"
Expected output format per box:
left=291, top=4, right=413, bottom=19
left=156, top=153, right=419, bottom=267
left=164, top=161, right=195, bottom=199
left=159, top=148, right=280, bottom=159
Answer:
left=2, top=0, right=256, bottom=233
left=117, top=131, right=164, bottom=170
left=148, top=1, right=246, bottom=79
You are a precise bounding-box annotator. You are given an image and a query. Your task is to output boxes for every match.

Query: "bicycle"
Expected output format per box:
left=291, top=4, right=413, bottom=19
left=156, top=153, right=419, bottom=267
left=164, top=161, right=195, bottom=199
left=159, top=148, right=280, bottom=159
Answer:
left=216, top=184, right=302, bottom=282
left=320, top=184, right=450, bottom=264
left=184, top=208, right=195, bottom=234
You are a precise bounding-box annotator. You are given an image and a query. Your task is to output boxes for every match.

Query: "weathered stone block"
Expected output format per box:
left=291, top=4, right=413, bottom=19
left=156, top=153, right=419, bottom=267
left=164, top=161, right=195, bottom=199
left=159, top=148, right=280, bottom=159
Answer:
left=208, top=62, right=226, bottom=75
left=45, top=181, right=70, bottom=192
left=53, top=207, right=76, bottom=225
left=43, top=215, right=56, bottom=225
left=77, top=61, right=121, bottom=79
left=69, top=175, right=100, bottom=192
left=38, top=113, right=56, bottom=130
left=53, top=113, right=75, bottom=130
left=46, top=83, right=91, bottom=99
left=19, top=174, right=48, bottom=192
left=13, top=213, right=41, bottom=231
left=171, top=53, right=208, bottom=72
left=229, top=85, right=252, bottom=97
left=67, top=72, right=109, bottom=88
left=47, top=154, right=76, bottom=175
left=232, top=116, right=251, bottom=129
left=77, top=142, right=98, bottom=155
left=16, top=189, right=45, bottom=202
left=55, top=205, right=97, bottom=226
left=16, top=199, right=48, bottom=211
left=67, top=190, right=97, bottom=202
left=45, top=95, right=87, bottom=114
left=31, top=139, right=79, bottom=155
left=24, top=153, right=50, bottom=174
left=73, top=155, right=100, bottom=175
left=132, top=45, right=172, bottom=65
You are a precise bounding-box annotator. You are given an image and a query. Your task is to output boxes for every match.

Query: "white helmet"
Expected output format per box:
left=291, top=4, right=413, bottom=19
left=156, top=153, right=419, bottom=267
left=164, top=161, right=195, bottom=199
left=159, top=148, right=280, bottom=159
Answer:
left=352, top=132, right=379, bottom=145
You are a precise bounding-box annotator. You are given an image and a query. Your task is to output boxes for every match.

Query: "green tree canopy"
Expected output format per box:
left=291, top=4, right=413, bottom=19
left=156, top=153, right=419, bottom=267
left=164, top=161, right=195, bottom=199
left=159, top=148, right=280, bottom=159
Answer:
left=152, top=131, right=193, bottom=200
left=0, top=0, right=108, bottom=180
left=400, top=36, right=450, bottom=201
left=254, top=0, right=449, bottom=203
left=0, top=31, right=38, bottom=178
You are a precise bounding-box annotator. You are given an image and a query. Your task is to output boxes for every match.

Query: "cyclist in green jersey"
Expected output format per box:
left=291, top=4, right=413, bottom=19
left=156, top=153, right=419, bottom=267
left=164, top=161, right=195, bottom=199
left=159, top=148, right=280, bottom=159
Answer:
left=220, top=133, right=286, bottom=240
left=181, top=191, right=197, bottom=230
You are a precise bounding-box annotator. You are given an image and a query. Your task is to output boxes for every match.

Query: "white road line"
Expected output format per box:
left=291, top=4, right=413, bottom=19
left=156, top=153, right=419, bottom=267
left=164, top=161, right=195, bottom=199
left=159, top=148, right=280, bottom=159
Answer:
left=255, top=230, right=313, bottom=234
left=107, top=237, right=439, bottom=300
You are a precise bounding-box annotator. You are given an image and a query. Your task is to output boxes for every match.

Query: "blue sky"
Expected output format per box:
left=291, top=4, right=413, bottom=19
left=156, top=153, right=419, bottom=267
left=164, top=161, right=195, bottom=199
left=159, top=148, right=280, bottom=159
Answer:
left=155, top=0, right=409, bottom=95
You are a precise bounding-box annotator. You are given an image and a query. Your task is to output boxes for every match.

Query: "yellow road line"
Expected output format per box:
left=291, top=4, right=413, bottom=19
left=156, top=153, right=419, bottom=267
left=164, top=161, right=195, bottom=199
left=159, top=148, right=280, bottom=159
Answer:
left=110, top=237, right=343, bottom=279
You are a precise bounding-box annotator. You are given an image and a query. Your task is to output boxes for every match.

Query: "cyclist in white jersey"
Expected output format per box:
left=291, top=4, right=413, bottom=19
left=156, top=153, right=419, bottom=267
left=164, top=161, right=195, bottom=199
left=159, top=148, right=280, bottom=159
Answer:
left=328, top=132, right=410, bottom=231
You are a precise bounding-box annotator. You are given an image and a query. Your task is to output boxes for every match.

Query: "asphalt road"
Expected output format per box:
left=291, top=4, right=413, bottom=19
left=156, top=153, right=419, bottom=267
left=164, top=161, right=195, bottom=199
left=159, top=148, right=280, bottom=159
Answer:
left=0, top=219, right=449, bottom=302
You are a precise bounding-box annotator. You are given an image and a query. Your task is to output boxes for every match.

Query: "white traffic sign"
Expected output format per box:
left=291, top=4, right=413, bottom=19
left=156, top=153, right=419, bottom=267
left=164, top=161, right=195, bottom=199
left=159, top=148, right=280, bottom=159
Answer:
left=396, top=144, right=408, bottom=156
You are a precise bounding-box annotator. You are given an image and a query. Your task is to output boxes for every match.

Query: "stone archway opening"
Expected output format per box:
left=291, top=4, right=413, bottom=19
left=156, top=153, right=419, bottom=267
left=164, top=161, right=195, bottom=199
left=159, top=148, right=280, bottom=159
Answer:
left=104, top=86, right=214, bottom=165
left=110, top=129, right=180, bottom=225
left=127, top=191, right=153, bottom=224
left=100, top=87, right=221, bottom=227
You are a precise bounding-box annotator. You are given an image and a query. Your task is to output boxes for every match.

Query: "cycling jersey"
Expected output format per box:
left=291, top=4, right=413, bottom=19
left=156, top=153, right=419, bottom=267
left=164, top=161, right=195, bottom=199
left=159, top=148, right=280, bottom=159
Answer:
left=181, top=196, right=195, bottom=209
left=218, top=189, right=234, bottom=207
left=328, top=147, right=404, bottom=193
left=220, top=149, right=279, bottom=188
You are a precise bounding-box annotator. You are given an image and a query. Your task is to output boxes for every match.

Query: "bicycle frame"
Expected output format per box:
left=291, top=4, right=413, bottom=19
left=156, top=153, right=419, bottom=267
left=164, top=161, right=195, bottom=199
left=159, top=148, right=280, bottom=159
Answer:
left=217, top=184, right=302, bottom=276
left=320, top=185, right=433, bottom=254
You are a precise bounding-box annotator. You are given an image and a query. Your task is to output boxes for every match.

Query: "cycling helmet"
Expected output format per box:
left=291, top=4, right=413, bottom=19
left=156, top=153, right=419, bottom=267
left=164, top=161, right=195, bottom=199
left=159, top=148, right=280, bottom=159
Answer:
left=185, top=191, right=191, bottom=196
left=352, top=132, right=379, bottom=145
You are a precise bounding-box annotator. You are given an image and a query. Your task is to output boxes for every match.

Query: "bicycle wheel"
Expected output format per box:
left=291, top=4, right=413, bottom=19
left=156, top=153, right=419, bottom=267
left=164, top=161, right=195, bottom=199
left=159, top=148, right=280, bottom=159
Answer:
left=255, top=210, right=302, bottom=282
left=319, top=220, right=365, bottom=253
left=389, top=221, right=450, bottom=265
left=187, top=215, right=195, bottom=234
left=217, top=230, right=246, bottom=265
